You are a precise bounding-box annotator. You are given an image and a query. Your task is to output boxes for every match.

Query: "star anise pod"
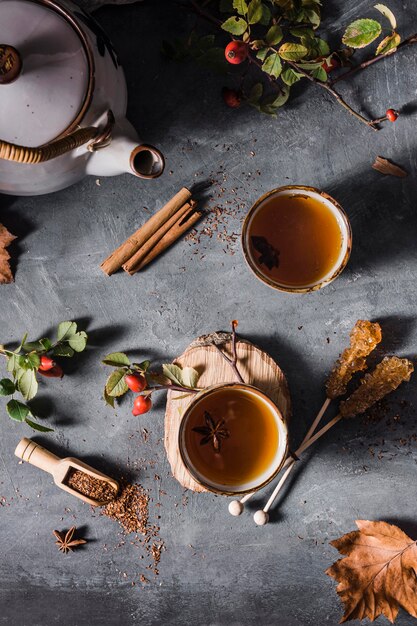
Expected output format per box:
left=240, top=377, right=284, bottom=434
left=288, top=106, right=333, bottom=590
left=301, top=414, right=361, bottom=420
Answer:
left=192, top=411, right=230, bottom=452
left=53, top=526, right=87, bottom=554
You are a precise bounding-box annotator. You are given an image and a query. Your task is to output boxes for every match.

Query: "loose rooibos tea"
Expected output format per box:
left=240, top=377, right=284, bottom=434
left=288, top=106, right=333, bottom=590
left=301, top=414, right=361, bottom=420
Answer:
left=66, top=468, right=117, bottom=504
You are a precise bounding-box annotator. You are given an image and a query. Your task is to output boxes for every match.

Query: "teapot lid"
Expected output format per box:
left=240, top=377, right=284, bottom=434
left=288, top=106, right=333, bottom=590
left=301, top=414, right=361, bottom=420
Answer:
left=0, top=0, right=93, bottom=146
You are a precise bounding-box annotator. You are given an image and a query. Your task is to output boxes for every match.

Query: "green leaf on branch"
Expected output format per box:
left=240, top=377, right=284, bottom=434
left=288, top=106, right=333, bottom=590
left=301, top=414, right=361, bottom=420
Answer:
left=132, top=360, right=151, bottom=373
left=278, top=43, right=308, bottom=61
left=311, top=66, right=328, bottom=81
left=262, top=52, right=282, bottom=78
left=233, top=0, right=248, bottom=15
left=342, top=19, right=382, bottom=48
left=308, top=37, right=330, bottom=58
left=247, top=82, right=263, bottom=104
left=221, top=16, right=248, bottom=35
left=266, top=24, right=283, bottom=45
left=57, top=321, right=77, bottom=341
left=68, top=331, right=88, bottom=352
left=375, top=32, right=400, bottom=55
left=7, top=399, right=29, bottom=422
left=104, top=387, right=115, bottom=408
left=262, top=85, right=291, bottom=110
left=290, top=27, right=315, bottom=39
left=7, top=353, right=19, bottom=376
left=162, top=364, right=200, bottom=389
left=23, top=339, right=51, bottom=353
left=374, top=3, right=397, bottom=29
left=105, top=368, right=129, bottom=398
left=281, top=67, right=303, bottom=85
left=256, top=47, right=269, bottom=61
left=0, top=378, right=15, bottom=396
left=52, top=344, right=74, bottom=358
left=25, top=417, right=53, bottom=432
left=18, top=369, right=38, bottom=401
left=102, top=352, right=130, bottom=367
left=247, top=0, right=263, bottom=24
left=259, top=3, right=271, bottom=25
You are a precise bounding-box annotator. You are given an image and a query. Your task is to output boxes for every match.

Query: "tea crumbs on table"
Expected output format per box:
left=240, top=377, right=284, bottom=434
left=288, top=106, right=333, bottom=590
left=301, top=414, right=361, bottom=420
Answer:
left=102, top=482, right=149, bottom=535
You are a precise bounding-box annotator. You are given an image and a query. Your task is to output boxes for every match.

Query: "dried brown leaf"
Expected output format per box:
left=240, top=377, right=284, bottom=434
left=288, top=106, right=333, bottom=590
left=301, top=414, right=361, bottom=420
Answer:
left=372, top=156, right=407, bottom=178
left=327, top=520, right=417, bottom=623
left=0, top=223, right=16, bottom=284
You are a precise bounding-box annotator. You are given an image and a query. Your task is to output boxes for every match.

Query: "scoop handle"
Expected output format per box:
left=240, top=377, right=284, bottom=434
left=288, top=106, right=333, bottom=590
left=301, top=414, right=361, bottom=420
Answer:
left=15, top=438, right=60, bottom=475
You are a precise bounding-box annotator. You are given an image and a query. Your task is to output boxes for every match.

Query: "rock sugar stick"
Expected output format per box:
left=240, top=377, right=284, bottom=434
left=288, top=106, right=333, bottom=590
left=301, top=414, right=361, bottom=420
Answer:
left=228, top=320, right=382, bottom=519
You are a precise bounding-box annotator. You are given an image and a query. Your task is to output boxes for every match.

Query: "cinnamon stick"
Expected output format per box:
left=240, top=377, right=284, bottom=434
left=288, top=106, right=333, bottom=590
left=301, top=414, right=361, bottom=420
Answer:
left=100, top=187, right=192, bottom=275
left=125, top=209, right=203, bottom=275
left=122, top=200, right=197, bottom=274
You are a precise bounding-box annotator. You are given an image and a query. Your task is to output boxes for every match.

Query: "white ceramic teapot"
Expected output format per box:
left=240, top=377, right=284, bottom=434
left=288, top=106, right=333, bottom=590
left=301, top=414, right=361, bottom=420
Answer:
left=0, top=0, right=165, bottom=196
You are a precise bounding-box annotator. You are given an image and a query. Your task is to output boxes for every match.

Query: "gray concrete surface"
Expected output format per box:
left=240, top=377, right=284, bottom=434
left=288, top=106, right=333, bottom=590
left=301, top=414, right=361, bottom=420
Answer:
left=1, top=1, right=417, bottom=624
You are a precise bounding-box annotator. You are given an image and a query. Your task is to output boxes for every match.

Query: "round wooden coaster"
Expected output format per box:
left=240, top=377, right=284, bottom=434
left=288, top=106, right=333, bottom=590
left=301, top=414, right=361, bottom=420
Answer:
left=164, top=332, right=291, bottom=493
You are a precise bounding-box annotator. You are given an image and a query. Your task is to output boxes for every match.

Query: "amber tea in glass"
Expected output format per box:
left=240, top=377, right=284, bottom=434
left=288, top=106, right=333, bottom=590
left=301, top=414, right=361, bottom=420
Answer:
left=242, top=186, right=352, bottom=293
left=179, top=384, right=288, bottom=495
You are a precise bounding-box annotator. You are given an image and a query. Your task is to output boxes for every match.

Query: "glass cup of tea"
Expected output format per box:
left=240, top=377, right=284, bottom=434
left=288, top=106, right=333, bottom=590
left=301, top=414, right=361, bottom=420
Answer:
left=178, top=383, right=289, bottom=495
left=241, top=185, right=352, bottom=293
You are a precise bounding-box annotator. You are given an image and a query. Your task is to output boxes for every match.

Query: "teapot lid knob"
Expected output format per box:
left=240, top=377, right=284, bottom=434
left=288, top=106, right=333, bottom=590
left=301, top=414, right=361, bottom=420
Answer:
left=0, top=45, right=22, bottom=85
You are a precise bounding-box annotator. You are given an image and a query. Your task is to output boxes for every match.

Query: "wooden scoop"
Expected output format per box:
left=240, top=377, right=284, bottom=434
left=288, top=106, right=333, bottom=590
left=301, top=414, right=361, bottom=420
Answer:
left=15, top=438, right=119, bottom=506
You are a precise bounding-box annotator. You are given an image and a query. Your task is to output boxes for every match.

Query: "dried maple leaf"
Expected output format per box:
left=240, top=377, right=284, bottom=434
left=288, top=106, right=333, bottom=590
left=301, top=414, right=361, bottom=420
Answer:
left=0, top=223, right=16, bottom=284
left=327, top=520, right=417, bottom=623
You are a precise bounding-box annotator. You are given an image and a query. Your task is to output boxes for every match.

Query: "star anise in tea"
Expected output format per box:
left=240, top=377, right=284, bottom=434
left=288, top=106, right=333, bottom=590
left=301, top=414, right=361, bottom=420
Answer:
left=251, top=236, right=279, bottom=270
left=53, top=526, right=87, bottom=554
left=192, top=411, right=230, bottom=452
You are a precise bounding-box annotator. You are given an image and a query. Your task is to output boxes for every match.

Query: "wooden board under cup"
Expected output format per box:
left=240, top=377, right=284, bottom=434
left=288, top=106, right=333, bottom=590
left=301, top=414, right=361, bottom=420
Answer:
left=164, top=332, right=291, bottom=493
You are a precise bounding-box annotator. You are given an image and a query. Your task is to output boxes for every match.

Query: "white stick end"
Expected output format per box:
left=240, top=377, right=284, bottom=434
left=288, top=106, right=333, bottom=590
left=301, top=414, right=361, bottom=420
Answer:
left=254, top=510, right=269, bottom=526
left=228, top=500, right=244, bottom=516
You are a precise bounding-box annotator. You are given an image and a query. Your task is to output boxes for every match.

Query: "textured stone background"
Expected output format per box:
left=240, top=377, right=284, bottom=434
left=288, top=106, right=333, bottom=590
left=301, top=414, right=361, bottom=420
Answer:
left=1, top=1, right=417, bottom=624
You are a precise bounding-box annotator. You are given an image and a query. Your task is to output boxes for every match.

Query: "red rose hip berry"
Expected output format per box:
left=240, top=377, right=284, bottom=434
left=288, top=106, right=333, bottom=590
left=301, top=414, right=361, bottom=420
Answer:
left=125, top=372, right=146, bottom=393
left=39, top=355, right=56, bottom=371
left=38, top=364, right=64, bottom=378
left=322, top=56, right=339, bottom=73
left=222, top=87, right=241, bottom=109
left=132, top=395, right=152, bottom=416
left=386, top=108, right=399, bottom=122
left=225, top=41, right=248, bottom=65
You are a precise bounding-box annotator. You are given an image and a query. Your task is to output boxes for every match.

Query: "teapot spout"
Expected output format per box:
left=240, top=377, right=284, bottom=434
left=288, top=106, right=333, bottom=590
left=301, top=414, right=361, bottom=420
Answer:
left=85, top=117, right=164, bottom=179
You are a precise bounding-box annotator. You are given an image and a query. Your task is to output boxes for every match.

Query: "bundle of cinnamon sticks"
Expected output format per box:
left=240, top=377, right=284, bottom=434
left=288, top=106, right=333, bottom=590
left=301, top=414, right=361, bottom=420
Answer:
left=101, top=187, right=202, bottom=276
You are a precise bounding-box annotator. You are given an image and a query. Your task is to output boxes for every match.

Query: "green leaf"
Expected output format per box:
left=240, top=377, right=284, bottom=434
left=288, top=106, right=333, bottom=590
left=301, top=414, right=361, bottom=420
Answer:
left=18, top=369, right=38, bottom=401
left=25, top=353, right=41, bottom=369
left=303, top=7, right=320, bottom=28
left=102, top=352, right=131, bottom=367
left=266, top=24, right=283, bottom=45
left=221, top=16, right=248, bottom=35
left=57, top=321, right=77, bottom=341
left=220, top=0, right=233, bottom=11
left=247, top=0, right=263, bottom=24
left=162, top=364, right=185, bottom=387
left=7, top=353, right=19, bottom=376
left=309, top=37, right=330, bottom=57
left=278, top=42, right=308, bottom=61
left=262, top=52, right=282, bottom=78
left=374, top=3, right=396, bottom=29
left=132, top=360, right=151, bottom=373
left=105, top=368, right=129, bottom=398
left=52, top=344, right=74, bottom=358
left=179, top=367, right=200, bottom=389
left=263, top=84, right=290, bottom=107
left=311, top=66, right=328, bottom=81
left=375, top=32, right=400, bottom=55
left=233, top=0, right=248, bottom=15
left=256, top=47, right=269, bottom=61
left=259, top=3, right=271, bottom=25
left=342, top=19, right=382, bottom=48
left=7, top=399, right=29, bottom=422
left=281, top=66, right=303, bottom=85
left=290, top=27, right=314, bottom=38
left=104, top=387, right=115, bottom=408
left=0, top=378, right=15, bottom=396
left=24, top=417, right=53, bottom=432
left=22, top=341, right=44, bottom=352
left=247, top=82, right=263, bottom=103
left=68, top=331, right=88, bottom=352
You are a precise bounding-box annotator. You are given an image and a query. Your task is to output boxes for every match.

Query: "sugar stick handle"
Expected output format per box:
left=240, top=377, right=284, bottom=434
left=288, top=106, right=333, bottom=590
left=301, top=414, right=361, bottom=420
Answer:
left=15, top=438, right=60, bottom=475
